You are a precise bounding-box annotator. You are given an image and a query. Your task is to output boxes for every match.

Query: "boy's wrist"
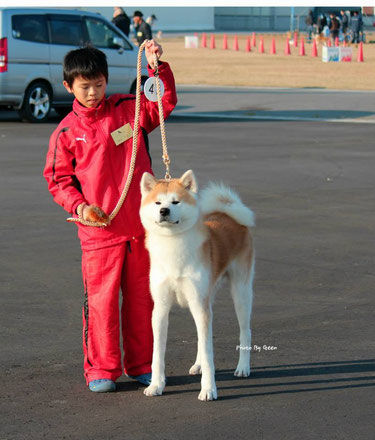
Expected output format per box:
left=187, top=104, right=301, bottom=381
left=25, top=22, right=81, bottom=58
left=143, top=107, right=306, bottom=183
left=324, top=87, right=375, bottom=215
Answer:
left=148, top=61, right=165, bottom=75
left=76, top=202, right=87, bottom=216
left=72, top=200, right=87, bottom=216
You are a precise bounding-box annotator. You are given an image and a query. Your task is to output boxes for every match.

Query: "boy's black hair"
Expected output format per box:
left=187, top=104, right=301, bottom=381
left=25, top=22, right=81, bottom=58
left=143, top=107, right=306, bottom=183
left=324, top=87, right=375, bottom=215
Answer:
left=63, top=45, right=108, bottom=87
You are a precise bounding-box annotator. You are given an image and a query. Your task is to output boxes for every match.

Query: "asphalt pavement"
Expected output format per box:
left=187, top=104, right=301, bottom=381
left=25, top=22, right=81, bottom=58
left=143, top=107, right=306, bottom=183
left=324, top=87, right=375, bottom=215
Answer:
left=0, top=88, right=374, bottom=439
left=174, top=85, right=375, bottom=123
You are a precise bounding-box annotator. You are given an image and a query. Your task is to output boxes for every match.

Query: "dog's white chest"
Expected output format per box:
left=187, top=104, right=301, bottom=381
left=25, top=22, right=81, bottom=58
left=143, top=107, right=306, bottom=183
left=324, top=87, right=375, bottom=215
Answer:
left=147, top=233, right=208, bottom=307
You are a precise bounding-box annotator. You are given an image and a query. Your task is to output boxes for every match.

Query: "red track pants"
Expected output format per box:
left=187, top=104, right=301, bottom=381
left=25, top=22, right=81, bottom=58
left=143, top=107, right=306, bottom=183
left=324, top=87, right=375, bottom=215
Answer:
left=81, top=236, right=153, bottom=384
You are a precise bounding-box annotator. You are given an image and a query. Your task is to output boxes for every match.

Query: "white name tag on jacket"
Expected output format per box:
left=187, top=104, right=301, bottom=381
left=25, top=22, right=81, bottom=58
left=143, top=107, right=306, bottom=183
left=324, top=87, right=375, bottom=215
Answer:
left=111, top=123, right=133, bottom=146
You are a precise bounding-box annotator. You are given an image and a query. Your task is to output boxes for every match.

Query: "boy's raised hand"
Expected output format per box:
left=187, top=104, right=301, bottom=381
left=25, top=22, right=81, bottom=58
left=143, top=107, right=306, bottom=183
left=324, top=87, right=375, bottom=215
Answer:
left=145, top=40, right=163, bottom=69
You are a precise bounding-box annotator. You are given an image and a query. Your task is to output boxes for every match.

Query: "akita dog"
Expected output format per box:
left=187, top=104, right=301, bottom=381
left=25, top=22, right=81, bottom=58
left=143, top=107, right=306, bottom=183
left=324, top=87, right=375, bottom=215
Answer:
left=139, top=170, right=255, bottom=401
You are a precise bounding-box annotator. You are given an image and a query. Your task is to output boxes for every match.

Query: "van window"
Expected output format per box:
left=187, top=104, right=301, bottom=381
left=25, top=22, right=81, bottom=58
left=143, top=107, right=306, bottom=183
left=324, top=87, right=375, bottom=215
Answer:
left=84, top=17, right=132, bottom=50
left=12, top=15, right=48, bottom=44
left=50, top=18, right=83, bottom=46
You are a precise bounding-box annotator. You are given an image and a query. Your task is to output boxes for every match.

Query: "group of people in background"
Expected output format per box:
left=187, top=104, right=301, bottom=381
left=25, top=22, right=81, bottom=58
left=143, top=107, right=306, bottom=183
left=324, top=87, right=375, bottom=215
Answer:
left=112, top=7, right=157, bottom=45
left=305, top=9, right=364, bottom=46
left=111, top=7, right=365, bottom=49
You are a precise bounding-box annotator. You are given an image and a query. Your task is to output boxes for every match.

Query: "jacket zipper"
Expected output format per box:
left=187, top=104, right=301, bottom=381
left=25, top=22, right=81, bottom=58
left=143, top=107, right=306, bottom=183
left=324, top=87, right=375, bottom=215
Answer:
left=93, top=110, right=133, bottom=227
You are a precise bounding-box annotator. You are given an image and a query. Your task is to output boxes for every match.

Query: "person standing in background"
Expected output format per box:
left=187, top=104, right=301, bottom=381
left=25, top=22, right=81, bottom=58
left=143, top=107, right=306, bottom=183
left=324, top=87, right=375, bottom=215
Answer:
left=317, top=14, right=327, bottom=36
left=340, top=10, right=349, bottom=42
left=351, top=11, right=362, bottom=45
left=359, top=11, right=364, bottom=43
left=329, top=13, right=340, bottom=45
left=112, top=7, right=131, bottom=37
left=133, top=10, right=152, bottom=46
left=305, top=9, right=314, bottom=42
left=146, top=14, right=157, bottom=28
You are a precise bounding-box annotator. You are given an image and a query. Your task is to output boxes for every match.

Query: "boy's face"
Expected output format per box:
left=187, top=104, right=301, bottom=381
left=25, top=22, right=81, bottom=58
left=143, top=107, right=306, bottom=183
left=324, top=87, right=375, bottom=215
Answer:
left=63, top=74, right=106, bottom=108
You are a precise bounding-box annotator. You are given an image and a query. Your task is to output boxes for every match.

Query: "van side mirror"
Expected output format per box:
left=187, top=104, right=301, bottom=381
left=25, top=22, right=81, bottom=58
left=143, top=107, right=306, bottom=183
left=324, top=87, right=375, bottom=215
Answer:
left=112, top=37, right=125, bottom=49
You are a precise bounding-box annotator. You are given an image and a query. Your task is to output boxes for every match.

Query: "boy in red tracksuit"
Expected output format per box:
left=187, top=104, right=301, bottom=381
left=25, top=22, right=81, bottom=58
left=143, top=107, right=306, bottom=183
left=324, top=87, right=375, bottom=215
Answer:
left=44, top=42, right=177, bottom=392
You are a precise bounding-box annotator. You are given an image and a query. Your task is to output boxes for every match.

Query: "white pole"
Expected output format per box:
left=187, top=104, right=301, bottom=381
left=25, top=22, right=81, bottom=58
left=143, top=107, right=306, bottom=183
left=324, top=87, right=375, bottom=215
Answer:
left=290, top=6, right=295, bottom=32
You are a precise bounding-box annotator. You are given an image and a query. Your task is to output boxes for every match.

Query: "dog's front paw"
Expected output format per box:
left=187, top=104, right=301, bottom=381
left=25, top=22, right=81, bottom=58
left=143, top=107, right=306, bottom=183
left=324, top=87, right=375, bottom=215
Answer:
left=143, top=383, right=164, bottom=397
left=198, top=386, right=217, bottom=401
left=189, top=364, right=202, bottom=375
left=234, top=364, right=251, bottom=377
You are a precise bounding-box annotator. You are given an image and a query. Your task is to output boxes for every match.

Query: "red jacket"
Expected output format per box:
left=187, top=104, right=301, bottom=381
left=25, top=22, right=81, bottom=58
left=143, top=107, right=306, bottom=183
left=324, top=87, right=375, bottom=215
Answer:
left=44, top=62, right=177, bottom=250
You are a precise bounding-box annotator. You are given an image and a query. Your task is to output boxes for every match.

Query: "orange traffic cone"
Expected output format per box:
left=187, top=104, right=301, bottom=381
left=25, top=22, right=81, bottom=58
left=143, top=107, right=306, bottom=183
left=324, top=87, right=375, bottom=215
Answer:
left=201, top=33, right=207, bottom=48
left=259, top=36, right=264, bottom=53
left=343, top=39, right=347, bottom=47
left=335, top=36, right=339, bottom=47
left=210, top=34, right=216, bottom=49
left=233, top=35, right=239, bottom=51
left=357, top=41, right=364, bottom=62
left=245, top=36, right=251, bottom=52
left=299, top=37, right=305, bottom=56
left=284, top=37, right=291, bottom=55
left=251, top=32, right=256, bottom=47
left=312, top=39, right=318, bottom=57
left=270, top=37, right=276, bottom=54
left=222, top=34, right=228, bottom=50
left=293, top=32, right=298, bottom=47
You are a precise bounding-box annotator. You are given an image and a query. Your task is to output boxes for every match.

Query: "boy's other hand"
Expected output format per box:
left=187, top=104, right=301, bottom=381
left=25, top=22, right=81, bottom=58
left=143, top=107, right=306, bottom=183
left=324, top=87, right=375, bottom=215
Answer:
left=145, top=40, right=163, bottom=69
left=82, top=204, right=111, bottom=225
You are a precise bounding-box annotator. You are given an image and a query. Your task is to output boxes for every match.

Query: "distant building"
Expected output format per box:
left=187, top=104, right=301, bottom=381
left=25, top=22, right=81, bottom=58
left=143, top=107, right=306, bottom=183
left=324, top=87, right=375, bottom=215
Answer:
left=79, top=6, right=372, bottom=33
left=214, top=7, right=308, bottom=31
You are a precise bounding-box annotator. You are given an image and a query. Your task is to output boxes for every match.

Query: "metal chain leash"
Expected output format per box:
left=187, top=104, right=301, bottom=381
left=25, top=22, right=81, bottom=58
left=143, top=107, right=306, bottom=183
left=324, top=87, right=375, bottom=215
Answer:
left=67, top=39, right=171, bottom=227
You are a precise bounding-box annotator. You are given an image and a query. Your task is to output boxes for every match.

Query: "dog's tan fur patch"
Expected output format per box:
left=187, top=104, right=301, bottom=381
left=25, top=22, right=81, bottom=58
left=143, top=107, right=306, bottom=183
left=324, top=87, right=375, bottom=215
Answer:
left=202, top=212, right=253, bottom=284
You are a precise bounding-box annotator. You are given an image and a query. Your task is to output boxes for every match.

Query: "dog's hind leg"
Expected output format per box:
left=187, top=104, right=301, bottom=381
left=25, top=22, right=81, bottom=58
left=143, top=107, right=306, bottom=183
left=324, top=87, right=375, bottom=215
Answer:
left=229, top=258, right=254, bottom=377
left=185, top=279, right=217, bottom=401
left=189, top=343, right=202, bottom=375
left=144, top=283, right=174, bottom=397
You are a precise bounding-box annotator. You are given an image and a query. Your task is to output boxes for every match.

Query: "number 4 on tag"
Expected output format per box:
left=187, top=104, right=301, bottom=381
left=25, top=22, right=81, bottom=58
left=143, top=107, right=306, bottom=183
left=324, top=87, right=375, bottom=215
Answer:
left=144, top=77, right=165, bottom=102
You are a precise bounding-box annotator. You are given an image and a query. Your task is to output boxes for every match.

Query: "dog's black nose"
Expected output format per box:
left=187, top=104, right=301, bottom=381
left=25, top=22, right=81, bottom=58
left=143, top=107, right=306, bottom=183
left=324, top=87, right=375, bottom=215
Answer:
left=160, top=207, right=170, bottom=217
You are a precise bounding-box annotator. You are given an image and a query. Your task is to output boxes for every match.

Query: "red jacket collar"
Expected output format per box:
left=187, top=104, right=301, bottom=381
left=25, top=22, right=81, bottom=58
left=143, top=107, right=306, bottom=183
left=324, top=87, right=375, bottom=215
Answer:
left=72, top=97, right=106, bottom=119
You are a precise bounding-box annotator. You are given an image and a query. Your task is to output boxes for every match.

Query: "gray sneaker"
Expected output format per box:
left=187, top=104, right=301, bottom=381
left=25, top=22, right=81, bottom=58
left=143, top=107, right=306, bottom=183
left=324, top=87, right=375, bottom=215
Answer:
left=126, top=373, right=152, bottom=385
left=89, top=379, right=116, bottom=392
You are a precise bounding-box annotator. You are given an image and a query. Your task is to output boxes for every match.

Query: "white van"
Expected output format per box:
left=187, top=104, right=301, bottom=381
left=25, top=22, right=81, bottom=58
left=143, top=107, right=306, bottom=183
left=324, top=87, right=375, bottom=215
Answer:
left=0, top=8, right=148, bottom=122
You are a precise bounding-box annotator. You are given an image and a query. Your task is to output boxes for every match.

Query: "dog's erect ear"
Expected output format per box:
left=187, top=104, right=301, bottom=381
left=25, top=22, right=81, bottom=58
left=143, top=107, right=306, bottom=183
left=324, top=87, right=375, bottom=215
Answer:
left=179, top=170, right=198, bottom=193
left=140, top=172, right=158, bottom=197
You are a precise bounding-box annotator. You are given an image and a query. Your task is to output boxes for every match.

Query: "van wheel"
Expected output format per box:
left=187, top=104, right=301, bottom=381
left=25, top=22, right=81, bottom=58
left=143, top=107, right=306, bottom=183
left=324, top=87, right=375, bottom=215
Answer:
left=18, top=82, right=52, bottom=123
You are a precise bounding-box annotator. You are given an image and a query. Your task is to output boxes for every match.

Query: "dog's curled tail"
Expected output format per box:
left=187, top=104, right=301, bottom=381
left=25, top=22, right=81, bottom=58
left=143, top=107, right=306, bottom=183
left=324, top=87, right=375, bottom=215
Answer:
left=200, top=183, right=255, bottom=227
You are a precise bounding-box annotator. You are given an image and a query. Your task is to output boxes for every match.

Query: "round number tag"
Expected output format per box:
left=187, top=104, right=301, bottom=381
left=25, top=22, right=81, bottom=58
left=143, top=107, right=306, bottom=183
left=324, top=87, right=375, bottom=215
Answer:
left=144, top=77, right=165, bottom=102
